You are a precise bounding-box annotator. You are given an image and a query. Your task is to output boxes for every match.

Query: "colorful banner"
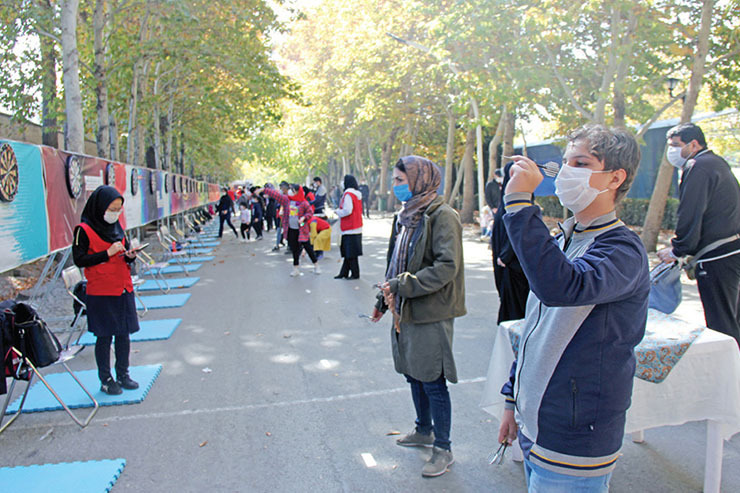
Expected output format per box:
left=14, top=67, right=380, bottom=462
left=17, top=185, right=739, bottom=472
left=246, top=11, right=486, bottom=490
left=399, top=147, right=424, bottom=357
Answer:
left=0, top=138, right=217, bottom=273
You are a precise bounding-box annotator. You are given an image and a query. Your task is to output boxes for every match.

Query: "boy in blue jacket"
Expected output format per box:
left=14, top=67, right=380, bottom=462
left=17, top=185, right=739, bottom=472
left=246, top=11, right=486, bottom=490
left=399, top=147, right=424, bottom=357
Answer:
left=498, top=125, right=649, bottom=491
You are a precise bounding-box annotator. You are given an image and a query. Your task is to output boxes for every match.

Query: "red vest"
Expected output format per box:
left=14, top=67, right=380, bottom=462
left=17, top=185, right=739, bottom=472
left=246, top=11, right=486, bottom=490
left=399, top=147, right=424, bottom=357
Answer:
left=340, top=191, right=363, bottom=231
left=79, top=222, right=133, bottom=296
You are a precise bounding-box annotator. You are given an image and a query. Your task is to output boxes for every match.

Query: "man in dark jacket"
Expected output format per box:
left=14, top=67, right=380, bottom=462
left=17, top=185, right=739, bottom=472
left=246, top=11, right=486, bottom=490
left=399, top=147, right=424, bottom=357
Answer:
left=658, top=123, right=740, bottom=345
left=217, top=187, right=238, bottom=238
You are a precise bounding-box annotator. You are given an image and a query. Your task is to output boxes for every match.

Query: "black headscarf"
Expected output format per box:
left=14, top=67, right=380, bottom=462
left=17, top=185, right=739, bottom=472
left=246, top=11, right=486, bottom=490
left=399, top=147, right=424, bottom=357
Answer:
left=343, top=174, right=359, bottom=191
left=81, top=185, right=125, bottom=243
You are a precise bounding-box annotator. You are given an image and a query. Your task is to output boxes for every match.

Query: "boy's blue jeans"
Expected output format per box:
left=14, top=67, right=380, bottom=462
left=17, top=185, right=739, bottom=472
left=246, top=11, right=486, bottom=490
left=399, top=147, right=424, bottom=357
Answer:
left=405, top=374, right=451, bottom=451
left=524, top=457, right=611, bottom=492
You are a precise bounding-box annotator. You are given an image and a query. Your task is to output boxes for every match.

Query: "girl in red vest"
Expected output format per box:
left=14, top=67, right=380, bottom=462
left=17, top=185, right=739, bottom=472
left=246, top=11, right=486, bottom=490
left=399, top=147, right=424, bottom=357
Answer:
left=335, top=174, right=363, bottom=279
left=73, top=186, right=140, bottom=395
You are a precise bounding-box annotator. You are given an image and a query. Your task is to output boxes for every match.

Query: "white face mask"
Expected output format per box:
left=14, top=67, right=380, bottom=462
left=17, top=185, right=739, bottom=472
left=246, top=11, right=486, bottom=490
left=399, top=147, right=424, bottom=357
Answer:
left=104, top=210, right=121, bottom=224
left=666, top=145, right=687, bottom=169
left=555, top=165, right=611, bottom=213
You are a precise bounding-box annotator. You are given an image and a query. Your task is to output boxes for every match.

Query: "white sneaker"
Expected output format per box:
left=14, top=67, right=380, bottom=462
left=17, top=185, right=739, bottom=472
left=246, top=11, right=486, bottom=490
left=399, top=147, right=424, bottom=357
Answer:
left=314, top=263, right=321, bottom=275
left=290, top=267, right=300, bottom=277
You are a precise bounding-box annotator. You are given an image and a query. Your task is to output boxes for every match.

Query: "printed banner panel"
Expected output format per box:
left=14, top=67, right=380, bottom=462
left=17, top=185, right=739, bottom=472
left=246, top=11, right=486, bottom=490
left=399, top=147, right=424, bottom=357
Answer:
left=0, top=140, right=50, bottom=273
left=0, top=139, right=217, bottom=273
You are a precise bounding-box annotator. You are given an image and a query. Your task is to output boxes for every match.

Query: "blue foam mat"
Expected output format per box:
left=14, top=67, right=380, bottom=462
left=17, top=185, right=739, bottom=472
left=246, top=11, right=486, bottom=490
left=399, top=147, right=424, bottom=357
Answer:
left=78, top=319, right=181, bottom=345
left=136, top=293, right=191, bottom=309
left=0, top=459, right=126, bottom=493
left=5, top=365, right=162, bottom=414
left=168, top=256, right=214, bottom=264
left=136, top=277, right=200, bottom=291
left=184, top=248, right=213, bottom=255
left=157, top=263, right=202, bottom=274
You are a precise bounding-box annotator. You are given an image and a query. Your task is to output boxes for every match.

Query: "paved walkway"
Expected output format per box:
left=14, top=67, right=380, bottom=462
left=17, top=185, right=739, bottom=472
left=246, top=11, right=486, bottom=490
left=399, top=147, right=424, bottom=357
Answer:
left=1, top=216, right=738, bottom=492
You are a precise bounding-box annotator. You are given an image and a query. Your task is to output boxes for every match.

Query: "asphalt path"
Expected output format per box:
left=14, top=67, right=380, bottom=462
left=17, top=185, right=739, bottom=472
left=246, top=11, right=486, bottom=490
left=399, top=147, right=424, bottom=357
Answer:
left=1, top=215, right=738, bottom=492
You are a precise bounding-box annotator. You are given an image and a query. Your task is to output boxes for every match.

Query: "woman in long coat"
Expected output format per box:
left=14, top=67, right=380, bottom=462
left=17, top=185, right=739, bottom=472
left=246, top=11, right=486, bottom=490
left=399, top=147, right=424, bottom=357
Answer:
left=372, top=156, right=466, bottom=478
left=73, top=186, right=140, bottom=395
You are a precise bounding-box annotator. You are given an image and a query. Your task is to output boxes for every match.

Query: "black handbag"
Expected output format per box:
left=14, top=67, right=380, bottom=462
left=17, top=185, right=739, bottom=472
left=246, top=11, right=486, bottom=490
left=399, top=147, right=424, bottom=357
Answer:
left=11, top=303, right=62, bottom=368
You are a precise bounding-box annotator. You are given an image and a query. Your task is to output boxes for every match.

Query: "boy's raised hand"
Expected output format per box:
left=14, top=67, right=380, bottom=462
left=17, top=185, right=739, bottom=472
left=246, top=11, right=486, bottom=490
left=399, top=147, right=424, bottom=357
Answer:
left=505, top=156, right=543, bottom=195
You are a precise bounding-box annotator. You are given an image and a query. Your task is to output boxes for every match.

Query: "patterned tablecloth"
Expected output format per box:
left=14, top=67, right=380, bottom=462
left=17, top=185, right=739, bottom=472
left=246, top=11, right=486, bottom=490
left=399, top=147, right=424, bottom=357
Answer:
left=505, top=308, right=704, bottom=384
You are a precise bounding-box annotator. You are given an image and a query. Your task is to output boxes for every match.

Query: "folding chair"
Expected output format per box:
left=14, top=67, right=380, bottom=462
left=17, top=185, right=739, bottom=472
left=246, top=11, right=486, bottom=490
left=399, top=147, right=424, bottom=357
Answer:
left=1, top=304, right=99, bottom=432
left=136, top=250, right=174, bottom=293
left=155, top=230, right=191, bottom=266
left=60, top=266, right=89, bottom=347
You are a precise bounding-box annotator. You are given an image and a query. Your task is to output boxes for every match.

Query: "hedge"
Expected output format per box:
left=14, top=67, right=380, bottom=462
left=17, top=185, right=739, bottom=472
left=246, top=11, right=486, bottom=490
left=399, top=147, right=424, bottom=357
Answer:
left=534, top=196, right=679, bottom=230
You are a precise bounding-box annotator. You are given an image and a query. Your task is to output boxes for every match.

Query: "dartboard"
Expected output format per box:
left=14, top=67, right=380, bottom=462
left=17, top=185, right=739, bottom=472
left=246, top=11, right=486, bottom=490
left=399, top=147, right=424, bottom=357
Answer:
left=172, top=175, right=178, bottom=193
left=149, top=171, right=157, bottom=194
left=106, top=163, right=116, bottom=186
left=179, top=176, right=184, bottom=194
left=65, top=155, right=83, bottom=199
left=0, top=143, right=19, bottom=202
left=130, top=168, right=139, bottom=196
left=164, top=173, right=169, bottom=193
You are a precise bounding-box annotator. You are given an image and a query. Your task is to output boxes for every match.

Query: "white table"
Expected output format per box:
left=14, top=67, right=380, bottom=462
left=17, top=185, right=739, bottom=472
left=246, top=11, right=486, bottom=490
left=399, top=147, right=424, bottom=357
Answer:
left=480, top=321, right=740, bottom=493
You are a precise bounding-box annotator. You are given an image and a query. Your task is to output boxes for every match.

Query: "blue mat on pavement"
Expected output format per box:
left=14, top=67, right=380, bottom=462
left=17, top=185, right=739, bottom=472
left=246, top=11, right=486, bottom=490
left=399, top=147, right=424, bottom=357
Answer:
left=5, top=365, right=162, bottom=414
left=136, top=277, right=200, bottom=290
left=193, top=241, right=220, bottom=247
left=168, top=256, right=214, bottom=264
left=184, top=248, right=213, bottom=255
left=0, top=459, right=126, bottom=493
left=136, top=293, right=191, bottom=309
left=78, top=319, right=182, bottom=345
left=158, top=263, right=202, bottom=274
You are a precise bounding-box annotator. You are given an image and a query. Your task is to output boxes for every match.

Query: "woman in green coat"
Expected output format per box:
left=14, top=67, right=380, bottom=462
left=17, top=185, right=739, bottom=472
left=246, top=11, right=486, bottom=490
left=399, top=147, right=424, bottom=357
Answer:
left=371, top=156, right=466, bottom=478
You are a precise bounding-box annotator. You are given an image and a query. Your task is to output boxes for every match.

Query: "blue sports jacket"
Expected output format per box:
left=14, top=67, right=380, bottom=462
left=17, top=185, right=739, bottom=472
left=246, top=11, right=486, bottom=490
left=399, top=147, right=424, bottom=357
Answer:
left=500, top=193, right=649, bottom=477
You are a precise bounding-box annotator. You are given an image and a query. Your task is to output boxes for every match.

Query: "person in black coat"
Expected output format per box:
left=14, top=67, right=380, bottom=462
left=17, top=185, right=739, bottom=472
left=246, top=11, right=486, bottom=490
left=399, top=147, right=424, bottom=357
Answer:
left=73, top=186, right=140, bottom=395
left=217, top=187, right=238, bottom=238
left=658, top=123, right=740, bottom=344
left=491, top=162, right=530, bottom=324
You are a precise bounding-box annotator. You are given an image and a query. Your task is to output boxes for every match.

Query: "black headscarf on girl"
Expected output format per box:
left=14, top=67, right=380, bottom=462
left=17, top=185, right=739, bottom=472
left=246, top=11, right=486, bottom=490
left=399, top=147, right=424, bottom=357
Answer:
left=343, top=174, right=359, bottom=191
left=81, top=185, right=125, bottom=243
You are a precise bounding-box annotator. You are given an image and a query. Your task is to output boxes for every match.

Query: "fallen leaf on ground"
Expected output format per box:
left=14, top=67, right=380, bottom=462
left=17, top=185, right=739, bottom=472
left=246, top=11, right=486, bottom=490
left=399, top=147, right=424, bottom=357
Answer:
left=199, top=441, right=208, bottom=447
left=386, top=431, right=401, bottom=436
left=265, top=432, right=272, bottom=437
left=202, top=367, right=212, bottom=373
left=224, top=331, right=231, bottom=335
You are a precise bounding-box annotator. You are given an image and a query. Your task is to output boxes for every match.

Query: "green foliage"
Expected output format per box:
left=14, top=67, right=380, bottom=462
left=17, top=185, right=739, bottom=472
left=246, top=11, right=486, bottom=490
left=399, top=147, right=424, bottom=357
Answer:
left=617, top=197, right=679, bottom=229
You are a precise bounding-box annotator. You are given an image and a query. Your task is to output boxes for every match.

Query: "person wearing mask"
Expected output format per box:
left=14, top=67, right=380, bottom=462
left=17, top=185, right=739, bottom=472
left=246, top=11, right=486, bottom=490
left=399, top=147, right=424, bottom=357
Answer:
left=371, top=156, right=466, bottom=478
left=311, top=177, right=327, bottom=217
left=260, top=183, right=320, bottom=276
left=658, top=123, right=740, bottom=345
left=239, top=202, right=252, bottom=241
left=217, top=187, right=238, bottom=239
left=491, top=162, right=530, bottom=324
left=73, top=186, right=140, bottom=395
left=334, top=174, right=364, bottom=279
left=498, top=125, right=649, bottom=490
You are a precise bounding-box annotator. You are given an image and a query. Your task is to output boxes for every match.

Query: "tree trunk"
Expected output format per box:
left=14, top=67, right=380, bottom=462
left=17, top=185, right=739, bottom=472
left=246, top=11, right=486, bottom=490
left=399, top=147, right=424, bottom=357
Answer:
left=126, top=61, right=138, bottom=164
left=379, top=126, right=400, bottom=211
left=487, top=108, right=506, bottom=181
left=39, top=2, right=58, bottom=149
left=470, top=98, right=486, bottom=222
left=152, top=61, right=162, bottom=169
left=460, top=126, right=476, bottom=223
left=443, top=107, right=456, bottom=202
left=60, top=0, right=84, bottom=153
left=641, top=0, right=713, bottom=252
left=448, top=150, right=466, bottom=206
left=502, top=110, right=516, bottom=158
left=93, top=0, right=110, bottom=158
left=165, top=94, right=175, bottom=171
left=135, top=60, right=151, bottom=167
left=109, top=112, right=118, bottom=160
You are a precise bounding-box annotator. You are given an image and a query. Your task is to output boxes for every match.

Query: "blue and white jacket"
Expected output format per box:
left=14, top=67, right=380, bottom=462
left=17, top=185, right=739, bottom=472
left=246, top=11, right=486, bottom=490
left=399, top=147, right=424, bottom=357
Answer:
left=501, top=193, right=649, bottom=477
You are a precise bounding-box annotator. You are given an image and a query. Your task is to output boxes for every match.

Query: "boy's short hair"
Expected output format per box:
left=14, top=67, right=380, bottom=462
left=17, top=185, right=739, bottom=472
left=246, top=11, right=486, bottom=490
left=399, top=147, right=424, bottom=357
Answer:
left=666, top=122, right=707, bottom=148
left=313, top=177, right=322, bottom=184
left=567, top=124, right=641, bottom=203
